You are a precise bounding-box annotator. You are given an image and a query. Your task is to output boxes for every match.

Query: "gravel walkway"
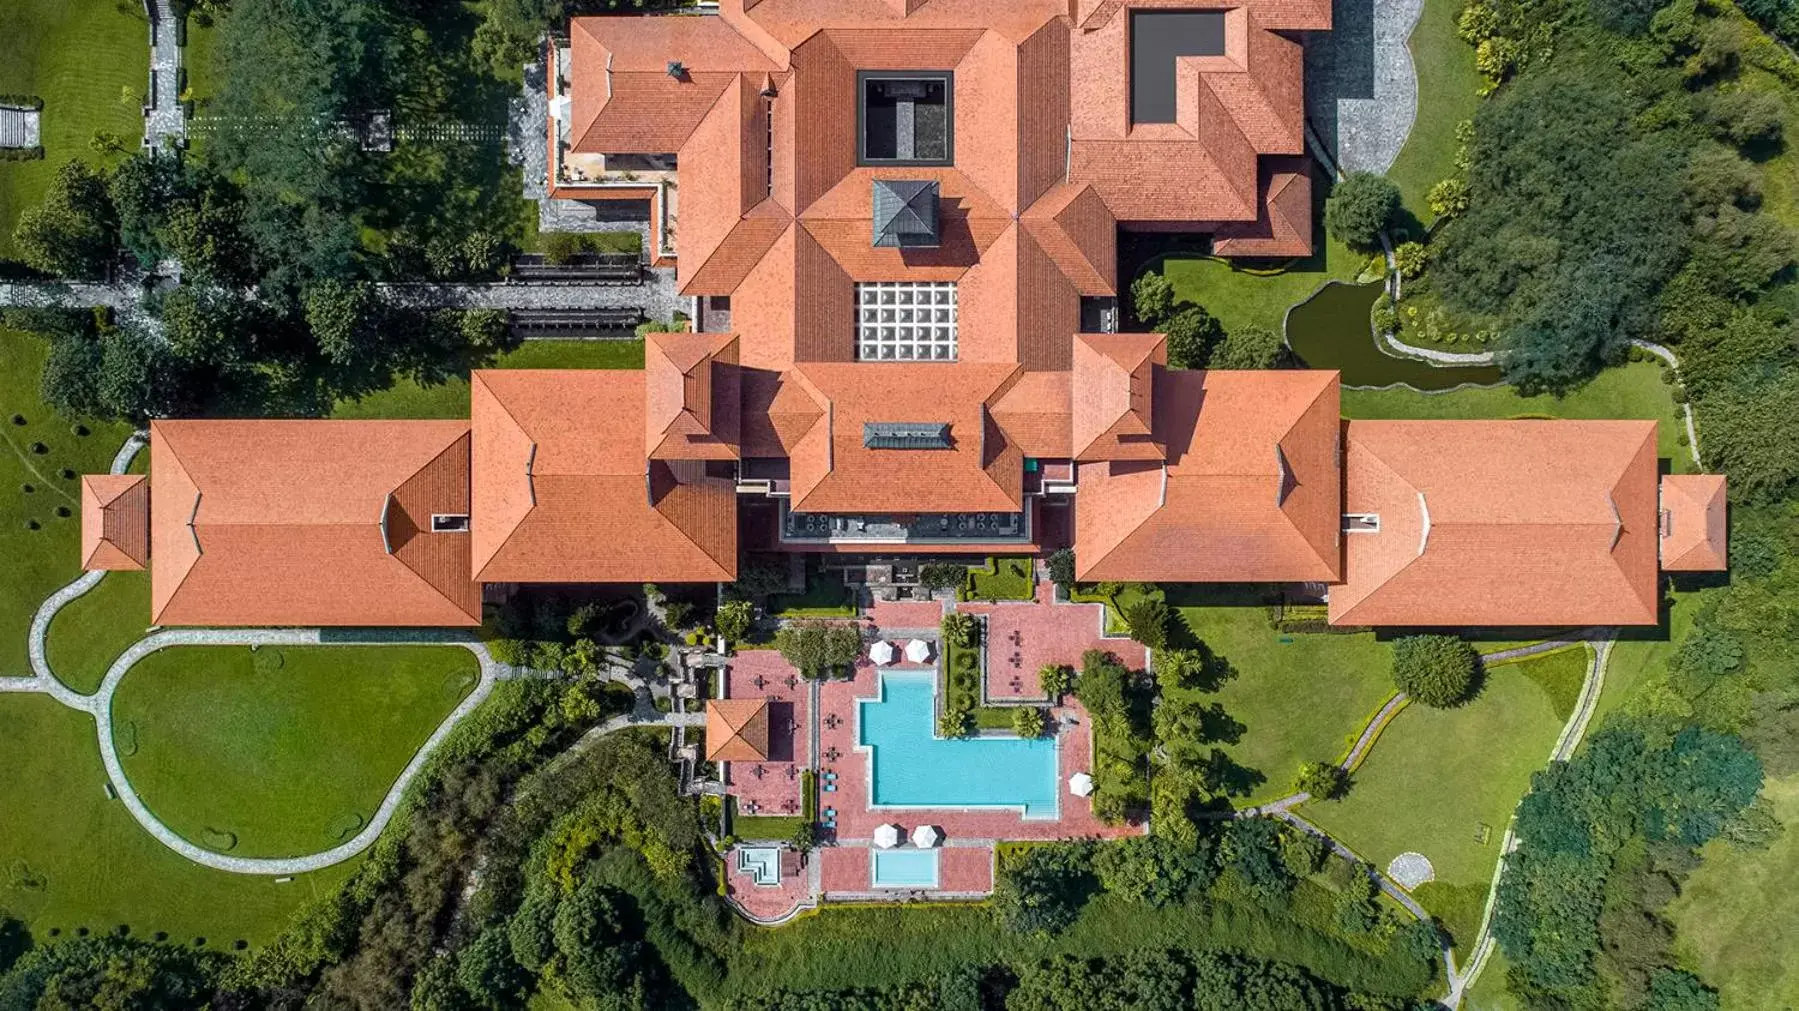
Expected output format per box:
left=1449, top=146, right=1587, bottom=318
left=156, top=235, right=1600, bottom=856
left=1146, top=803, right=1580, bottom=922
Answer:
left=1304, top=0, right=1425, bottom=175
left=144, top=0, right=184, bottom=152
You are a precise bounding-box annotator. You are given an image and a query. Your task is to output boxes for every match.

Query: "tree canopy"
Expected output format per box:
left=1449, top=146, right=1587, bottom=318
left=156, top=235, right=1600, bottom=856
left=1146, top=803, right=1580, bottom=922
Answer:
left=1390, top=635, right=1482, bottom=708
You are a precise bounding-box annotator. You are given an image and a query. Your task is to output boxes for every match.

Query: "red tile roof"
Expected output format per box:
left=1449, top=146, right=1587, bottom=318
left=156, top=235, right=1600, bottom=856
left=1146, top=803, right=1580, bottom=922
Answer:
left=149, top=421, right=481, bottom=627
left=706, top=697, right=772, bottom=761
left=80, top=474, right=148, bottom=571
left=647, top=332, right=743, bottom=460
left=1330, top=421, right=1661, bottom=627
left=1659, top=473, right=1728, bottom=571
left=1212, top=157, right=1314, bottom=258
left=1074, top=369, right=1342, bottom=583
left=471, top=370, right=737, bottom=584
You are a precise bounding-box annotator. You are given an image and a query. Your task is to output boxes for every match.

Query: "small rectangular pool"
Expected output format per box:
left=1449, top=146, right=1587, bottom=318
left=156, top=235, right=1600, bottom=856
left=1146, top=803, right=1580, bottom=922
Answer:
left=858, top=669, right=1059, bottom=818
left=871, top=847, right=941, bottom=888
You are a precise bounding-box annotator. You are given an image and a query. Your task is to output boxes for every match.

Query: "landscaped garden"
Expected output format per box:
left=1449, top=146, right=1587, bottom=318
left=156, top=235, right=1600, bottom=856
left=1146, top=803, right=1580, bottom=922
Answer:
left=1302, top=647, right=1590, bottom=950
left=1169, top=592, right=1396, bottom=807
left=111, top=645, right=479, bottom=858
left=0, top=328, right=137, bottom=675
left=331, top=338, right=646, bottom=419
left=44, top=569, right=150, bottom=694
left=0, top=0, right=149, bottom=259
left=0, top=693, right=358, bottom=946
left=963, top=556, right=1035, bottom=602
left=766, top=562, right=857, bottom=618
left=1384, top=0, right=1483, bottom=226
left=1152, top=228, right=1362, bottom=336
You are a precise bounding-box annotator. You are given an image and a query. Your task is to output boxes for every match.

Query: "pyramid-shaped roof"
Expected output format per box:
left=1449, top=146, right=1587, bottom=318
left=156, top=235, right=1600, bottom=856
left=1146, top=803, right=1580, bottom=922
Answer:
left=1659, top=473, right=1728, bottom=571
left=706, top=697, right=771, bottom=762
left=872, top=179, right=941, bottom=247
left=81, top=474, right=149, bottom=571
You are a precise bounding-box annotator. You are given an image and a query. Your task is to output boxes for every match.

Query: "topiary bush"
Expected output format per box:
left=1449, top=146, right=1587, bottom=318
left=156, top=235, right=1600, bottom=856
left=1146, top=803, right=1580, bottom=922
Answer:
left=1324, top=172, right=1401, bottom=250
left=1391, top=634, right=1482, bottom=707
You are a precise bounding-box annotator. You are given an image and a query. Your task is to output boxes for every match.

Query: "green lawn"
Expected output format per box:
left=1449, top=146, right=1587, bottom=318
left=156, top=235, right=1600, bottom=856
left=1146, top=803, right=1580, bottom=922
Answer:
left=1302, top=649, right=1588, bottom=946
left=1667, top=772, right=1799, bottom=1011
left=767, top=565, right=857, bottom=618
left=0, top=329, right=137, bottom=675
left=963, top=556, right=1035, bottom=602
left=1466, top=949, right=1523, bottom=1011
left=1384, top=0, right=1483, bottom=228
left=0, top=0, right=149, bottom=259
left=1071, top=582, right=1163, bottom=637
left=112, top=645, right=478, bottom=859
left=45, top=569, right=151, bottom=695
left=183, top=14, right=219, bottom=107
left=1170, top=596, right=1397, bottom=806
left=1157, top=231, right=1363, bottom=335
left=1342, top=361, right=1695, bottom=473
left=0, top=693, right=357, bottom=946
left=332, top=339, right=645, bottom=419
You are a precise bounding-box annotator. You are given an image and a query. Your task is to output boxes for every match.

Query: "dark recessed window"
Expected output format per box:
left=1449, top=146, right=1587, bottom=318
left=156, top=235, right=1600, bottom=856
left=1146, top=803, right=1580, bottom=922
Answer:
left=1130, top=11, right=1227, bottom=124
left=859, top=71, right=954, bottom=166
left=431, top=514, right=471, bottom=532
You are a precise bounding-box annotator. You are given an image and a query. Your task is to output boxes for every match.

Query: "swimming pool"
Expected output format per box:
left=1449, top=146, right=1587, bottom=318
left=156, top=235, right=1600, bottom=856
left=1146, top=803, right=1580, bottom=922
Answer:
left=857, top=669, right=1059, bottom=818
left=871, top=847, right=941, bottom=888
left=736, top=846, right=781, bottom=886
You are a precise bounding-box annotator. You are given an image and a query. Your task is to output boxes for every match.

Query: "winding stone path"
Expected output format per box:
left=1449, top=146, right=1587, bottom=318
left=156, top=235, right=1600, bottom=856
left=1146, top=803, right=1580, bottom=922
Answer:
left=1305, top=0, right=1425, bottom=174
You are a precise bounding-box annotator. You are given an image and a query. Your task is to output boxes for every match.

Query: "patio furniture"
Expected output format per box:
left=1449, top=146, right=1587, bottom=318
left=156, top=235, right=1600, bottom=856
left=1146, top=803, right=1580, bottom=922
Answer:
left=752, top=765, right=765, bottom=779
left=873, top=824, right=903, bottom=849
left=753, top=675, right=766, bottom=689
left=824, top=783, right=836, bottom=792
left=826, top=747, right=842, bottom=761
left=904, top=639, right=932, bottom=664
left=912, top=825, right=942, bottom=848
left=869, top=640, right=896, bottom=665
left=1069, top=772, right=1095, bottom=797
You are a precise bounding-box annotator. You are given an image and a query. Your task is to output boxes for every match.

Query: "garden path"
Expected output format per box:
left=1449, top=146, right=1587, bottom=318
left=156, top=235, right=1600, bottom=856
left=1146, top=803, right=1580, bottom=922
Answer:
left=1305, top=0, right=1425, bottom=174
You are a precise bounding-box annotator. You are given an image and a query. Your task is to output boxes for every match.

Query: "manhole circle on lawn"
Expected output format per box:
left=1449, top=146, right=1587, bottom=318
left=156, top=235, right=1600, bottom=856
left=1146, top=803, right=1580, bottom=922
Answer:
left=1388, top=852, right=1435, bottom=889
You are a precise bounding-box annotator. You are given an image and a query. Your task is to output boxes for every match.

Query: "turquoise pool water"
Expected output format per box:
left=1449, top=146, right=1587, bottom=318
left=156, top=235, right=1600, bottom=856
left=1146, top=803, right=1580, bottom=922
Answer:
left=871, top=847, right=941, bottom=887
left=736, top=846, right=780, bottom=886
left=857, top=669, right=1059, bottom=818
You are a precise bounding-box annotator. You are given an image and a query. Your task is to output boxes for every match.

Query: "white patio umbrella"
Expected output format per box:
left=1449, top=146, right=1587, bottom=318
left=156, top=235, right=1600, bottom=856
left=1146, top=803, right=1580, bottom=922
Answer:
left=1068, top=772, right=1095, bottom=797
left=869, top=640, right=896, bottom=665
left=873, top=823, right=903, bottom=849
left=912, top=824, right=942, bottom=848
left=904, top=638, right=933, bottom=664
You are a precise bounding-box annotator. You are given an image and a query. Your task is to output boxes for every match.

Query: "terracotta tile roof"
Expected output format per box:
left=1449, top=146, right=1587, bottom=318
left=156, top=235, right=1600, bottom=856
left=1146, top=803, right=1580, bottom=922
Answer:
left=568, top=17, right=778, bottom=154
left=990, top=370, right=1073, bottom=458
left=1212, top=157, right=1313, bottom=257
left=739, top=367, right=828, bottom=456
left=787, top=362, right=1023, bottom=512
left=471, top=371, right=738, bottom=584
left=1659, top=473, right=1728, bottom=571
left=706, top=697, right=772, bottom=761
left=1072, top=333, right=1165, bottom=461
left=1330, top=420, right=1661, bottom=627
left=148, top=420, right=481, bottom=627
left=1075, top=369, right=1342, bottom=583
left=725, top=0, right=1070, bottom=52
left=1020, top=182, right=1117, bottom=295
left=81, top=474, right=148, bottom=571
left=647, top=332, right=743, bottom=460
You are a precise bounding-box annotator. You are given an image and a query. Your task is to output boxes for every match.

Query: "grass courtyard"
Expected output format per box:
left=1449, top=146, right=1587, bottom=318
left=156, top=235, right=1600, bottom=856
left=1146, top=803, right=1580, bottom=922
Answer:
left=0, top=0, right=149, bottom=260
left=1169, top=595, right=1397, bottom=806
left=0, top=693, right=357, bottom=946
left=1384, top=0, right=1483, bottom=228
left=1156, top=229, right=1363, bottom=336
left=0, top=328, right=137, bottom=675
left=1302, top=648, right=1590, bottom=949
left=112, top=645, right=478, bottom=859
left=331, top=339, right=645, bottom=419
left=1341, top=361, right=1695, bottom=472
left=45, top=568, right=151, bottom=695
left=1667, top=772, right=1799, bottom=1011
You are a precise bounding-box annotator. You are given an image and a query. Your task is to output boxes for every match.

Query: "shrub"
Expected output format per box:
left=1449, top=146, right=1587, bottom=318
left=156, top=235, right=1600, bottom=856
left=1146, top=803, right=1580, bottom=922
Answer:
left=1129, top=270, right=1175, bottom=326
left=992, top=844, right=1094, bottom=935
left=1428, top=177, right=1470, bottom=218
left=1295, top=761, right=1347, bottom=800
left=1706, top=90, right=1785, bottom=149
left=1012, top=707, right=1047, bottom=739
left=541, top=232, right=583, bottom=265
left=1123, top=598, right=1170, bottom=650
left=1163, top=304, right=1224, bottom=368
left=919, top=562, right=968, bottom=593
left=1391, top=635, right=1481, bottom=707
left=715, top=599, right=753, bottom=643
left=1208, top=323, right=1284, bottom=370
left=1324, top=173, right=1400, bottom=250
left=1046, top=548, right=1076, bottom=590
left=1038, top=663, right=1074, bottom=699
left=1589, top=0, right=1672, bottom=34
left=1393, top=241, right=1429, bottom=280
left=1278, top=825, right=1327, bottom=877
left=0, top=146, right=45, bottom=162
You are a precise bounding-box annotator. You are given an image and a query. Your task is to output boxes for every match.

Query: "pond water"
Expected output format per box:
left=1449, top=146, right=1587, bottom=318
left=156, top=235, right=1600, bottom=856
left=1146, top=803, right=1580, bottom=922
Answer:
left=1283, top=282, right=1504, bottom=391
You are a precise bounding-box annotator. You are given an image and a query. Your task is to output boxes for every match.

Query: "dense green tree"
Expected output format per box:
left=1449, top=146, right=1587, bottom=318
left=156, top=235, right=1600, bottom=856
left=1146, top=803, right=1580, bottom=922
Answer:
left=0, top=937, right=224, bottom=1009
left=109, top=154, right=183, bottom=267
left=454, top=926, right=530, bottom=1010
left=1123, top=598, right=1170, bottom=649
left=1694, top=366, right=1799, bottom=500
left=992, top=843, right=1095, bottom=935
left=715, top=600, right=753, bottom=643
left=1130, top=270, right=1175, bottom=326
left=304, top=279, right=384, bottom=366
left=1219, top=818, right=1293, bottom=901
left=1323, top=173, right=1399, bottom=250
left=1647, top=969, right=1721, bottom=1011
left=1008, top=951, right=1191, bottom=1011
left=1046, top=548, right=1077, bottom=590
left=1163, top=304, right=1224, bottom=368
left=551, top=879, right=646, bottom=1005
left=1209, top=324, right=1285, bottom=369
left=1704, top=89, right=1784, bottom=148
left=1295, top=760, right=1347, bottom=800
left=1390, top=635, right=1481, bottom=707
left=13, top=161, right=118, bottom=278
left=1092, top=835, right=1209, bottom=907
left=1590, top=0, right=1673, bottom=34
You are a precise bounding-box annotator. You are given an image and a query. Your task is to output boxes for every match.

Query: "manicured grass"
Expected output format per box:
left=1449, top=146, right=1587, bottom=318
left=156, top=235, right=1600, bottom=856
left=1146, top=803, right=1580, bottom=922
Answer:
left=731, top=814, right=807, bottom=841
left=1157, top=231, right=1363, bottom=336
left=1409, top=879, right=1488, bottom=955
left=0, top=329, right=137, bottom=675
left=1302, top=649, right=1587, bottom=934
left=1594, top=585, right=1704, bottom=729
left=1070, top=582, right=1163, bottom=637
left=1466, top=949, right=1523, bottom=1011
left=1494, top=644, right=1587, bottom=722
left=0, top=693, right=357, bottom=946
left=1170, top=596, right=1396, bottom=806
left=1667, top=772, right=1799, bottom=1011
left=0, top=0, right=149, bottom=259
left=1341, top=361, right=1695, bottom=473
left=767, top=565, right=857, bottom=618
left=963, top=556, right=1034, bottom=602
left=1384, top=0, right=1483, bottom=227
left=45, top=568, right=151, bottom=695
left=332, top=339, right=646, bottom=419
left=112, top=645, right=478, bottom=859
left=183, top=14, right=219, bottom=106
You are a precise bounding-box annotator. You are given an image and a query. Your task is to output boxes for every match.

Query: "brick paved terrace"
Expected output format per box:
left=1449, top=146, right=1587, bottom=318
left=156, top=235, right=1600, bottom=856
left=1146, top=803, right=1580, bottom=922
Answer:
left=720, top=649, right=811, bottom=819
left=958, top=580, right=1147, bottom=703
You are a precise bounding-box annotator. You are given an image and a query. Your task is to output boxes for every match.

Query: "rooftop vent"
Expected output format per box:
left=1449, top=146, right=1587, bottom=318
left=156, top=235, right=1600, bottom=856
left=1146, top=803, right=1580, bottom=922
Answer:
left=872, top=180, right=940, bottom=248
left=864, top=421, right=952, bottom=450
left=666, top=60, right=688, bottom=80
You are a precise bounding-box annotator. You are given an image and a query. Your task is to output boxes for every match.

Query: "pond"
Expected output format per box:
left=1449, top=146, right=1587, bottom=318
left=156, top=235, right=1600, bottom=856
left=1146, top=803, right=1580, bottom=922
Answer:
left=1283, top=281, right=1504, bottom=391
